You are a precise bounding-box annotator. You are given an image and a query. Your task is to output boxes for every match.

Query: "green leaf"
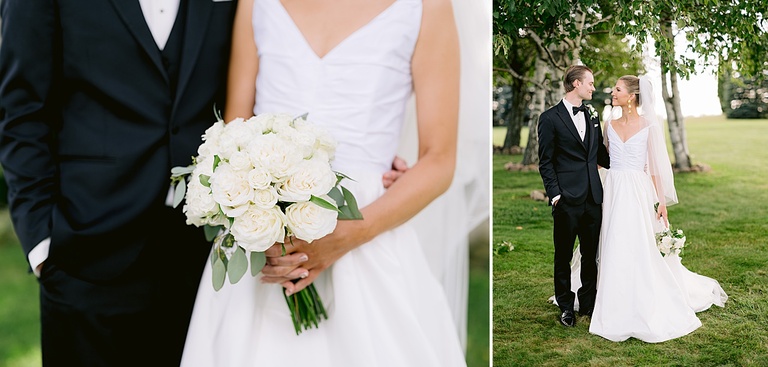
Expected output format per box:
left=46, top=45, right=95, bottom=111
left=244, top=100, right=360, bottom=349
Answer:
left=204, top=225, right=222, bottom=242
left=172, top=179, right=186, bottom=208
left=250, top=251, right=267, bottom=276
left=327, top=186, right=344, bottom=207
left=227, top=246, right=248, bottom=284
left=212, top=257, right=226, bottom=291
left=309, top=195, right=341, bottom=213
left=340, top=186, right=363, bottom=219
left=199, top=174, right=211, bottom=187
left=171, top=165, right=195, bottom=176
left=213, top=155, right=221, bottom=170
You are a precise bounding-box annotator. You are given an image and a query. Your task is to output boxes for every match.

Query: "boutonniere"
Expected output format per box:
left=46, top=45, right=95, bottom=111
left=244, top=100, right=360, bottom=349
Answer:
left=586, top=104, right=598, bottom=120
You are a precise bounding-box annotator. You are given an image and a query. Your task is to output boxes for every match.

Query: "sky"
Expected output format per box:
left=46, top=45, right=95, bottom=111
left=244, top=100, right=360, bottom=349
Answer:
left=642, top=35, right=724, bottom=118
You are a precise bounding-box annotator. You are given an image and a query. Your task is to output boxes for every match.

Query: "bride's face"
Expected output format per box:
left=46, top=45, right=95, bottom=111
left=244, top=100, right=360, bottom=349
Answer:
left=611, top=81, right=632, bottom=107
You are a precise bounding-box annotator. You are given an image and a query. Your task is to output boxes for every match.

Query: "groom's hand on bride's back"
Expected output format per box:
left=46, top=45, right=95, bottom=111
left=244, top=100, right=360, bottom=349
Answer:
left=382, top=156, right=409, bottom=188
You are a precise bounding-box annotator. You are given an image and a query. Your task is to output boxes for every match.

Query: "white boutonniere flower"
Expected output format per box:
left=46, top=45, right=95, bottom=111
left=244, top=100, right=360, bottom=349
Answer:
left=587, top=104, right=598, bottom=120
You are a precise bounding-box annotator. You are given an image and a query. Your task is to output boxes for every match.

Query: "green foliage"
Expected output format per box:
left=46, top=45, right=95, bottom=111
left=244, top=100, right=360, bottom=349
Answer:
left=718, top=69, right=768, bottom=119
left=493, top=115, right=768, bottom=365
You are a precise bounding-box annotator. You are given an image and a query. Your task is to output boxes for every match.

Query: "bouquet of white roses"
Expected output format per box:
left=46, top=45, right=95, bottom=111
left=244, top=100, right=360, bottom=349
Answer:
left=655, top=227, right=686, bottom=257
left=170, top=112, right=362, bottom=335
left=653, top=202, right=686, bottom=257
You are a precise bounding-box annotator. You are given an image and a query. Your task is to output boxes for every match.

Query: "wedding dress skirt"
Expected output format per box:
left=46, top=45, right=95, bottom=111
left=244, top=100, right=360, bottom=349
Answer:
left=181, top=172, right=466, bottom=366
left=586, top=125, right=727, bottom=343
left=181, top=0, right=466, bottom=365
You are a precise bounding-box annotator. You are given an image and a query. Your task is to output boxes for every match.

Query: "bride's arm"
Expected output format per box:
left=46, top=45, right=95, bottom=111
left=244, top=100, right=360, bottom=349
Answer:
left=224, top=0, right=258, bottom=122
left=262, top=0, right=460, bottom=294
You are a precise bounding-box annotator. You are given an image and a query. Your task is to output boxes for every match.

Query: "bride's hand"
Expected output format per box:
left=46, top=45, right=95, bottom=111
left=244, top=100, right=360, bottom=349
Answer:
left=260, top=247, right=310, bottom=282
left=656, top=204, right=669, bottom=228
left=261, top=220, right=370, bottom=295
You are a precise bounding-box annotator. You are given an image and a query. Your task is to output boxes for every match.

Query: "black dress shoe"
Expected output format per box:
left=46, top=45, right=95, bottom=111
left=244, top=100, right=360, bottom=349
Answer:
left=559, top=310, right=576, bottom=327
left=578, top=308, right=593, bottom=318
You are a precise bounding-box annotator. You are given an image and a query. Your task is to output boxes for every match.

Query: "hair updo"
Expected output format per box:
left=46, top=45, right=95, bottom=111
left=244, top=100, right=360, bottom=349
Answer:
left=619, top=75, right=641, bottom=106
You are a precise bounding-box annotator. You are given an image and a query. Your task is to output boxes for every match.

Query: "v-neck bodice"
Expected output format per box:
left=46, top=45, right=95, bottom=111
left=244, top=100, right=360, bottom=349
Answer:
left=607, top=122, right=650, bottom=172
left=252, top=0, right=422, bottom=174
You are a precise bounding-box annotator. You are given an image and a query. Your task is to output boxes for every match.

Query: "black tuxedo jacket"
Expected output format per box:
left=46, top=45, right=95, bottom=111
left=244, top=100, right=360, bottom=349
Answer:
left=538, top=101, right=610, bottom=206
left=0, top=0, right=237, bottom=281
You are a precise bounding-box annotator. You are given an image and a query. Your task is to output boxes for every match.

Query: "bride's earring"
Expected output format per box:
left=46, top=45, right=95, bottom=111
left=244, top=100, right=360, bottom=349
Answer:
left=628, top=99, right=633, bottom=115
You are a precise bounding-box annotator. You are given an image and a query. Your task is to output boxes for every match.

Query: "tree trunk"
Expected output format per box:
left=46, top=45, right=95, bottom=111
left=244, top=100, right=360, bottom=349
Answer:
left=660, top=21, right=693, bottom=171
left=521, top=57, right=548, bottom=165
left=502, top=79, right=526, bottom=149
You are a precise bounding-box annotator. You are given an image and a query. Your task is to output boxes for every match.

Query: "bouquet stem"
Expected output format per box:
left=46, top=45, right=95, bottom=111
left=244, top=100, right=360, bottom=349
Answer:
left=283, top=283, right=327, bottom=335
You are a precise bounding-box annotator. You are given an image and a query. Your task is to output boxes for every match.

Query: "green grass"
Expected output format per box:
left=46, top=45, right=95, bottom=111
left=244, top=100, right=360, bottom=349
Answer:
left=492, top=115, right=768, bottom=366
left=0, top=212, right=489, bottom=367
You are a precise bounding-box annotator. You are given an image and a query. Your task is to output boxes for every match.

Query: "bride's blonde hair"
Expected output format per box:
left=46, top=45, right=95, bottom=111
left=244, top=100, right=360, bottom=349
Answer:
left=619, top=75, right=641, bottom=106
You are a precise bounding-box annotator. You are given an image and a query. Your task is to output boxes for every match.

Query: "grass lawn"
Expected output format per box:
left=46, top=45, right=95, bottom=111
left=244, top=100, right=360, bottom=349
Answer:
left=0, top=212, right=489, bottom=367
left=492, top=115, right=768, bottom=366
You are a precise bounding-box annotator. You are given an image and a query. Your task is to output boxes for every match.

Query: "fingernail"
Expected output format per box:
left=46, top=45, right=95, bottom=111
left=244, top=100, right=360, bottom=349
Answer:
left=285, top=288, right=293, bottom=296
left=299, top=255, right=308, bottom=262
left=300, top=272, right=308, bottom=279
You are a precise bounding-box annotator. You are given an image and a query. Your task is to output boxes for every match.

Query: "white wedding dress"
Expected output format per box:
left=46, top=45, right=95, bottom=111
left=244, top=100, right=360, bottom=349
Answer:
left=180, top=0, right=466, bottom=366
left=586, top=121, right=728, bottom=343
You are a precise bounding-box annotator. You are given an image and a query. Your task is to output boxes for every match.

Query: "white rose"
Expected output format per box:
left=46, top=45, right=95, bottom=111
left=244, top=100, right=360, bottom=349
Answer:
left=284, top=197, right=338, bottom=243
left=247, top=166, right=273, bottom=190
left=231, top=206, right=286, bottom=252
left=246, top=133, right=302, bottom=182
left=197, top=121, right=225, bottom=159
left=210, top=162, right=253, bottom=217
left=228, top=150, right=253, bottom=172
left=252, top=186, right=279, bottom=209
left=278, top=157, right=337, bottom=202
left=183, top=178, right=218, bottom=226
left=304, top=123, right=337, bottom=161
left=269, top=114, right=296, bottom=134
left=659, top=236, right=673, bottom=254
left=250, top=113, right=294, bottom=134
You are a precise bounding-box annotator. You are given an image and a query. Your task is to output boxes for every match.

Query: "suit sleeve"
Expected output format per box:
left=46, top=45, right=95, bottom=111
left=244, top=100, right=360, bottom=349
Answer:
left=0, top=0, right=59, bottom=258
left=537, top=111, right=559, bottom=203
left=596, top=116, right=610, bottom=169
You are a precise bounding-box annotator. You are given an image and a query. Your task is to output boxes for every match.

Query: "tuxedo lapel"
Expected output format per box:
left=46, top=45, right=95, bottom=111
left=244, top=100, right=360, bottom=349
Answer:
left=173, top=0, right=215, bottom=115
left=555, top=102, right=586, bottom=151
left=107, top=0, right=168, bottom=84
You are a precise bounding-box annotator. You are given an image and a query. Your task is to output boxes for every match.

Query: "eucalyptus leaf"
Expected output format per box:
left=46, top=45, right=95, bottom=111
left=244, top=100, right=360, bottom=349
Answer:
left=327, top=186, right=344, bottom=207
left=172, top=179, right=186, bottom=208
left=227, top=246, right=248, bottom=284
left=204, top=225, right=222, bottom=242
left=171, top=165, right=195, bottom=176
left=250, top=251, right=267, bottom=276
left=199, top=174, right=211, bottom=187
left=212, top=257, right=226, bottom=291
left=341, top=186, right=363, bottom=219
left=309, top=195, right=341, bottom=213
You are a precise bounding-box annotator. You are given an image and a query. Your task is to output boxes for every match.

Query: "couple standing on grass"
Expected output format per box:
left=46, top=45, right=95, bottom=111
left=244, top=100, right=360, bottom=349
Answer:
left=538, top=64, right=728, bottom=342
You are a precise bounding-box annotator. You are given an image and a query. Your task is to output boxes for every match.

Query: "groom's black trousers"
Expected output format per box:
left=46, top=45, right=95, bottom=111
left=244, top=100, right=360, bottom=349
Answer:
left=551, top=193, right=601, bottom=313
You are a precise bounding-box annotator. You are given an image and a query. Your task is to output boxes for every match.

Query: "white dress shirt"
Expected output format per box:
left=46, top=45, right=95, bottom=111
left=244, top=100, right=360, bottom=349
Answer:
left=561, top=98, right=587, bottom=141
left=139, top=0, right=181, bottom=50
left=28, top=1, right=182, bottom=277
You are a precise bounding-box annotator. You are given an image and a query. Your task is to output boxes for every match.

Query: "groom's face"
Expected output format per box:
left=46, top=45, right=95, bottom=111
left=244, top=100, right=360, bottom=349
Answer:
left=574, top=72, right=595, bottom=101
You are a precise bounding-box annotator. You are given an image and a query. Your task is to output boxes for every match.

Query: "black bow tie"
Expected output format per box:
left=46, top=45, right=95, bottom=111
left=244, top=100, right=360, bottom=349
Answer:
left=572, top=104, right=588, bottom=116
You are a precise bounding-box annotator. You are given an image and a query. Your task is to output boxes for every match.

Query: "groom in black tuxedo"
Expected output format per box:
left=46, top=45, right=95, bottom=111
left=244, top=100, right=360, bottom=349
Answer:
left=538, top=65, right=609, bottom=327
left=0, top=1, right=239, bottom=365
